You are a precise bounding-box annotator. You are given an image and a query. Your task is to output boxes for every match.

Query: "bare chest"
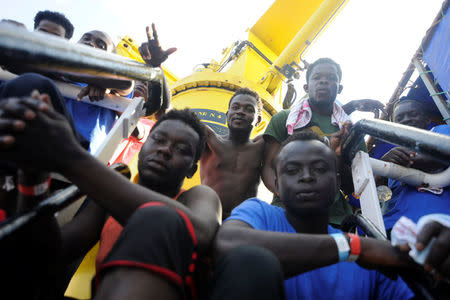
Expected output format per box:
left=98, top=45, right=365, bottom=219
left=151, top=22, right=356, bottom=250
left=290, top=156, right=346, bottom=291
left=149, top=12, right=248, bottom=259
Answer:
left=208, top=142, right=263, bottom=173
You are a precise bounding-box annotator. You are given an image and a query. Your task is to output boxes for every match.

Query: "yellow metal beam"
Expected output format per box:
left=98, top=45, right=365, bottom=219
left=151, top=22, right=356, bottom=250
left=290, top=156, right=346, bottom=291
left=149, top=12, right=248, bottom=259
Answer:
left=250, top=0, right=324, bottom=56
left=265, top=0, right=348, bottom=93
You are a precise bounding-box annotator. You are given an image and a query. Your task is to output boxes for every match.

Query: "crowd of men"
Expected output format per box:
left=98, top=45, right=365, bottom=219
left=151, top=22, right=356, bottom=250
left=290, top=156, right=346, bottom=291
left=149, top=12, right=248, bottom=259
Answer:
left=0, top=10, right=449, bottom=300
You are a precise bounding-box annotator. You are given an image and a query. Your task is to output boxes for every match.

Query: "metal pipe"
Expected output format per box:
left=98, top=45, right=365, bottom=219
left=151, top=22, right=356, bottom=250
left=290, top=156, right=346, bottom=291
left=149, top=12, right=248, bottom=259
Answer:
left=370, top=158, right=450, bottom=189
left=341, top=213, right=387, bottom=240
left=342, top=119, right=450, bottom=164
left=0, top=24, right=163, bottom=83
left=0, top=185, right=83, bottom=241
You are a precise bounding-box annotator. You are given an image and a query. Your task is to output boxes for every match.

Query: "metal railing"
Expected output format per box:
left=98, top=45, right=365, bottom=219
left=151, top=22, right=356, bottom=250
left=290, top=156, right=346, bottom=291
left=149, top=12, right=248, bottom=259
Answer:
left=0, top=23, right=164, bottom=84
left=343, top=118, right=449, bottom=236
left=0, top=25, right=165, bottom=226
left=342, top=119, right=450, bottom=164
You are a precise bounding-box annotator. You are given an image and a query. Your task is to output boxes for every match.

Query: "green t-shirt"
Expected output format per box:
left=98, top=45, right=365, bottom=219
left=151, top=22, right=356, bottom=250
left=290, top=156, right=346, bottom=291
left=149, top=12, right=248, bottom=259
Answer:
left=264, top=109, right=367, bottom=151
left=264, top=109, right=367, bottom=225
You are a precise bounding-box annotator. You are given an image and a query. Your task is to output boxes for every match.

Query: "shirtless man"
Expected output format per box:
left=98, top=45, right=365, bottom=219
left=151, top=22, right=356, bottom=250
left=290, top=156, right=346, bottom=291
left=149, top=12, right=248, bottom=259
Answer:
left=200, top=88, right=264, bottom=219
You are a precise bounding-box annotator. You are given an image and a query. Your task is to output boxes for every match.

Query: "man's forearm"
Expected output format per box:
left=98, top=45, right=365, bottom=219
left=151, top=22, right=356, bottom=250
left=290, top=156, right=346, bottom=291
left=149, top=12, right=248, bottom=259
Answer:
left=16, top=169, right=51, bottom=213
left=216, top=224, right=339, bottom=277
left=261, top=164, right=276, bottom=193
left=216, top=223, right=411, bottom=278
left=262, top=138, right=281, bottom=193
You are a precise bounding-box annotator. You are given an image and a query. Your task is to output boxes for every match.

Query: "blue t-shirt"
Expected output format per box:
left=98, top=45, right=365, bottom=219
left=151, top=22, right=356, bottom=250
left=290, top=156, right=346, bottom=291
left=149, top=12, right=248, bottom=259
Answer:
left=227, top=198, right=414, bottom=300
left=383, top=125, right=450, bottom=229
left=65, top=83, right=132, bottom=153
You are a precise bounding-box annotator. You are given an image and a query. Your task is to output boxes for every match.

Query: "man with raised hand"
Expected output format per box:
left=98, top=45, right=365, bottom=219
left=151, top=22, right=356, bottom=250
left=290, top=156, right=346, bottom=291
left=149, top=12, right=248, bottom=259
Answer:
left=200, top=88, right=264, bottom=219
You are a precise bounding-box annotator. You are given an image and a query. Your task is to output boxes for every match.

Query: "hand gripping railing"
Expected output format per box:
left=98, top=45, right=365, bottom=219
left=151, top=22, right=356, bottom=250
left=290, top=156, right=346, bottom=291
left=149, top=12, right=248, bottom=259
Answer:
left=342, top=119, right=450, bottom=165
left=341, top=119, right=450, bottom=236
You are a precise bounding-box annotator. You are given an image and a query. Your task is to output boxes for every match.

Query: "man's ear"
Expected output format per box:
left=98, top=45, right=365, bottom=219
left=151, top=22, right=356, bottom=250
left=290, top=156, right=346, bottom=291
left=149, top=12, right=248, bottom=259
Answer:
left=187, top=164, right=198, bottom=179
left=338, top=84, right=343, bottom=94
left=255, top=115, right=262, bottom=126
left=303, top=84, right=309, bottom=93
left=274, top=173, right=280, bottom=197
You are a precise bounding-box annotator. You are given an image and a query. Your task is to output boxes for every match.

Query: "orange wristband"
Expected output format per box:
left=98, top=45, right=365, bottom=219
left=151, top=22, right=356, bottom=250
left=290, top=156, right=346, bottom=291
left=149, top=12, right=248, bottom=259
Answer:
left=347, top=233, right=361, bottom=262
left=18, top=177, right=51, bottom=196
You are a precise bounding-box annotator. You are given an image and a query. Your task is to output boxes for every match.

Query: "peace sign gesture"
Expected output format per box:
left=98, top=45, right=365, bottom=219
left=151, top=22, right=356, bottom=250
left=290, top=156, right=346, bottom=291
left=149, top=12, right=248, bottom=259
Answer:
left=139, top=23, right=177, bottom=67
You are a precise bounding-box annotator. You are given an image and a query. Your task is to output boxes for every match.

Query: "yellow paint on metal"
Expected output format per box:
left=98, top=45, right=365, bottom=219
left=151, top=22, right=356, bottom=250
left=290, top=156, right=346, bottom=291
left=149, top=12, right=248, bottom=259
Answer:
left=65, top=243, right=99, bottom=299
left=266, top=0, right=348, bottom=92
left=251, top=0, right=325, bottom=56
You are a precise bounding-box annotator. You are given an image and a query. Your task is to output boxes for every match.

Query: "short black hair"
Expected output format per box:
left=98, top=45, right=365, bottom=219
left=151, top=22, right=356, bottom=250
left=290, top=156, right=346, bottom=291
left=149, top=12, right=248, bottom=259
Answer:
left=393, top=97, right=425, bottom=111
left=281, top=130, right=330, bottom=147
left=306, top=57, right=342, bottom=83
left=228, top=88, right=263, bottom=117
left=150, top=109, right=207, bottom=162
left=34, top=10, right=74, bottom=39
left=273, top=131, right=337, bottom=171
left=391, top=97, right=428, bottom=121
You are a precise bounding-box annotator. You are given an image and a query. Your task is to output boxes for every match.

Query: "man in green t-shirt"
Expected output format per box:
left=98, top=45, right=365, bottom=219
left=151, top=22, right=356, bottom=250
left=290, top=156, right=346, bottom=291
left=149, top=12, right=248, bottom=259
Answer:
left=262, top=58, right=383, bottom=226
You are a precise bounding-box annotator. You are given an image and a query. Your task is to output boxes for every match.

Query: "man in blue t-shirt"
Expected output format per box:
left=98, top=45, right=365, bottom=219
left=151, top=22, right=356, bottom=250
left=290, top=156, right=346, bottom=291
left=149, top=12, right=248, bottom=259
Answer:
left=216, top=131, right=414, bottom=299
left=380, top=99, right=450, bottom=230
left=64, top=30, right=134, bottom=153
left=66, top=26, right=175, bottom=153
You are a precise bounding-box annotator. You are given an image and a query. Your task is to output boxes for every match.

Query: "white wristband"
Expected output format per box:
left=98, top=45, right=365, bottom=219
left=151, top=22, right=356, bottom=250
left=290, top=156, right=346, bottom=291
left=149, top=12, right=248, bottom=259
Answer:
left=331, top=233, right=350, bottom=262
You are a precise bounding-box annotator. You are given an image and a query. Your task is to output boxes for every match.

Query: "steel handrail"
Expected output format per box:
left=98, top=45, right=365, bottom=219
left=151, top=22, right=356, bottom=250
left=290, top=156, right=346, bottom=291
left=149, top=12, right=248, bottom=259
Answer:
left=342, top=119, right=450, bottom=164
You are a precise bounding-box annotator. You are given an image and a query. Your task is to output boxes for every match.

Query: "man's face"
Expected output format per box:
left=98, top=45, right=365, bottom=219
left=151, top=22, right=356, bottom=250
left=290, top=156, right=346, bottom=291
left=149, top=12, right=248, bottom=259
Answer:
left=226, top=94, right=260, bottom=131
left=78, top=31, right=114, bottom=52
left=304, top=63, right=342, bottom=107
left=393, top=101, right=428, bottom=129
left=138, top=120, right=199, bottom=190
left=35, top=20, right=66, bottom=38
left=275, top=140, right=338, bottom=216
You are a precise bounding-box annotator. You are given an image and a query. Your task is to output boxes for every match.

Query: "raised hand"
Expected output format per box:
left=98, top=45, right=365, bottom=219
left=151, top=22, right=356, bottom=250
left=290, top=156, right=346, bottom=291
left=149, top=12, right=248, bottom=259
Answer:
left=329, top=121, right=352, bottom=156
left=139, top=24, right=177, bottom=67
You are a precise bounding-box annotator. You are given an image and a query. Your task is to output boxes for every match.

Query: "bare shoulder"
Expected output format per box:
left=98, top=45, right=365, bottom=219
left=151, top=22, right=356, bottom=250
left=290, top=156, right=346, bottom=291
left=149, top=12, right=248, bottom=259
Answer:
left=180, top=185, right=220, bottom=205
left=250, top=135, right=265, bottom=148
left=186, top=184, right=219, bottom=196
left=180, top=184, right=222, bottom=221
left=205, top=125, right=226, bottom=147
left=205, top=124, right=220, bottom=140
